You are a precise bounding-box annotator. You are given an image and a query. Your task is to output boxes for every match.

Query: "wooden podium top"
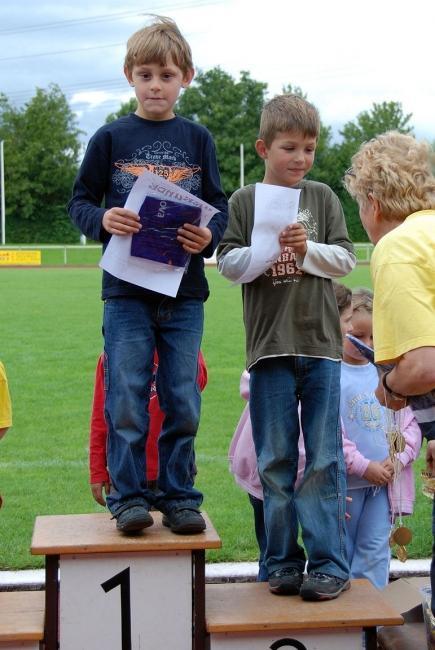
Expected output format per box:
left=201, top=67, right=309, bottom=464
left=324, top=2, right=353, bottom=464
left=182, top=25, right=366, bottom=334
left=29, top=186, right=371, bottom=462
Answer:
left=0, top=591, right=45, bottom=642
left=205, top=581, right=404, bottom=632
left=31, top=511, right=221, bottom=555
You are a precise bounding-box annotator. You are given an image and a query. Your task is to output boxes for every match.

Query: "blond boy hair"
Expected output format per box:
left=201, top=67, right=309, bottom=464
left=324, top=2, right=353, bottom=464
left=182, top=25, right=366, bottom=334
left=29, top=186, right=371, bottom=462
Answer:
left=258, top=94, right=320, bottom=146
left=124, top=15, right=193, bottom=75
left=344, top=131, right=435, bottom=222
left=352, top=287, right=373, bottom=315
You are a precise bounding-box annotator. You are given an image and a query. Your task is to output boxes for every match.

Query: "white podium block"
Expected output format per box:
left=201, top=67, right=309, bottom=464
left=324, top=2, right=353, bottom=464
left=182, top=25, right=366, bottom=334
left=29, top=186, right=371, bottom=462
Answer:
left=209, top=630, right=361, bottom=649
left=0, top=591, right=44, bottom=649
left=60, top=551, right=192, bottom=649
left=31, top=512, right=221, bottom=650
left=206, top=582, right=404, bottom=650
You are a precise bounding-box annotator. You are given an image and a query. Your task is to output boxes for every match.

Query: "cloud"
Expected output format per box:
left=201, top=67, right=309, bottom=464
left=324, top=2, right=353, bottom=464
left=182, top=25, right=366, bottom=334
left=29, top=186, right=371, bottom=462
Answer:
left=1, top=0, right=434, bottom=144
left=70, top=90, right=131, bottom=109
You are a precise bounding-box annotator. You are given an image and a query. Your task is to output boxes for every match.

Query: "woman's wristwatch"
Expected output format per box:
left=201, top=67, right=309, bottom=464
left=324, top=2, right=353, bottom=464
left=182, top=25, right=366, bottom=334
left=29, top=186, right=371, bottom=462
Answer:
left=382, top=370, right=407, bottom=401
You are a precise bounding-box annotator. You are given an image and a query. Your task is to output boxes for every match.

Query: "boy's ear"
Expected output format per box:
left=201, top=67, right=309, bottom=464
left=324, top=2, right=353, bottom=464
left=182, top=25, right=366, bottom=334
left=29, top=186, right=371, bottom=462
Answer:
left=182, top=67, right=195, bottom=88
left=124, top=66, right=134, bottom=86
left=255, top=139, right=268, bottom=160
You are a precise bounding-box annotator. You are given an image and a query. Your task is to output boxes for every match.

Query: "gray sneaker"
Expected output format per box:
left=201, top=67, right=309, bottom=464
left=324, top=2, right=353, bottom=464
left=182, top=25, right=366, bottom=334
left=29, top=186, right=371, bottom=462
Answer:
left=162, top=508, right=206, bottom=534
left=268, top=567, right=304, bottom=595
left=115, top=505, right=153, bottom=533
left=300, top=572, right=350, bottom=601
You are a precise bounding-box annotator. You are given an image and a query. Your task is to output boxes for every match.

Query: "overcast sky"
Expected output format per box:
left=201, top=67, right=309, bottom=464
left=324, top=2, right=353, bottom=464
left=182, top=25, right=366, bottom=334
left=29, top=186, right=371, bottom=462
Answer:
left=1, top=0, right=434, bottom=148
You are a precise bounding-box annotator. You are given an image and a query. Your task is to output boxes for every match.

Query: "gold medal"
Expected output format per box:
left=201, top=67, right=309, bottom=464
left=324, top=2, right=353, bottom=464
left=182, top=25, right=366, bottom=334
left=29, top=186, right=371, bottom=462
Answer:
left=393, top=432, right=406, bottom=454
left=387, top=427, right=406, bottom=456
left=392, top=526, right=412, bottom=546
left=421, top=470, right=435, bottom=499
left=395, top=545, right=408, bottom=562
left=389, top=525, right=412, bottom=562
left=385, top=408, right=411, bottom=564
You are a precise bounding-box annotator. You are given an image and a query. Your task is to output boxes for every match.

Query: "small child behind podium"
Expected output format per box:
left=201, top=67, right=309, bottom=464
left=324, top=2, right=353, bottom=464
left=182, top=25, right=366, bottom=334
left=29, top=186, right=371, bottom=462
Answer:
left=0, top=360, right=12, bottom=509
left=0, top=361, right=12, bottom=442
left=89, top=351, right=208, bottom=506
left=341, top=288, right=421, bottom=589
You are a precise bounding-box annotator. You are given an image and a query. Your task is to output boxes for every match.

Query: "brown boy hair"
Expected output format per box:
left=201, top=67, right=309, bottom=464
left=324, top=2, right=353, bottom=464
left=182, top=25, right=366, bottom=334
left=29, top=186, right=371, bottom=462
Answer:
left=332, top=281, right=352, bottom=315
left=259, top=94, right=320, bottom=147
left=124, top=15, right=193, bottom=75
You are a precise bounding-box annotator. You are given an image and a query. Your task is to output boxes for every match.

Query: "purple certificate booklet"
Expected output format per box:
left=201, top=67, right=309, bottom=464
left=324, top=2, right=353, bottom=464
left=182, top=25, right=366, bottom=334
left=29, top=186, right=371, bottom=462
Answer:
left=131, top=195, right=201, bottom=268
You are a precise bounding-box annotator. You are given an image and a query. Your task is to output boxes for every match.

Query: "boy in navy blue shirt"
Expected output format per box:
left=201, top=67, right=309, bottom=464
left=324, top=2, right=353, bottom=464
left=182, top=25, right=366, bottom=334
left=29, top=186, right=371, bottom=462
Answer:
left=69, top=16, right=227, bottom=534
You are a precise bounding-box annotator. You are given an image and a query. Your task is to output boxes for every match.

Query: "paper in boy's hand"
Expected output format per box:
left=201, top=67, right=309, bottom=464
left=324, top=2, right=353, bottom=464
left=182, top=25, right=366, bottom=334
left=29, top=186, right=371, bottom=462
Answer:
left=100, top=169, right=218, bottom=297
left=234, top=182, right=301, bottom=284
left=131, top=196, right=201, bottom=268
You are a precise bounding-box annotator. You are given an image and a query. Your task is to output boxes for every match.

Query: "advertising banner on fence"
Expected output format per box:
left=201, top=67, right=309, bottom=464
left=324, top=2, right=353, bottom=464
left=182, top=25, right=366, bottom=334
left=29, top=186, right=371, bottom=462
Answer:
left=0, top=250, right=41, bottom=265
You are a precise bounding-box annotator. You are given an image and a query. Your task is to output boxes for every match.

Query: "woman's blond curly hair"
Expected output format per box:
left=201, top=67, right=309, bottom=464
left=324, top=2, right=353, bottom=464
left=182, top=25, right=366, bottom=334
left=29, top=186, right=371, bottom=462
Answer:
left=344, top=131, right=435, bottom=221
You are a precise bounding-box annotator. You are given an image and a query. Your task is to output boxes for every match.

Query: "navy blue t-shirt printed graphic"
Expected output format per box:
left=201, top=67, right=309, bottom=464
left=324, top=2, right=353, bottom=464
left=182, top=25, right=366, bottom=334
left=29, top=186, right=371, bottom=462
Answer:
left=113, top=141, right=202, bottom=194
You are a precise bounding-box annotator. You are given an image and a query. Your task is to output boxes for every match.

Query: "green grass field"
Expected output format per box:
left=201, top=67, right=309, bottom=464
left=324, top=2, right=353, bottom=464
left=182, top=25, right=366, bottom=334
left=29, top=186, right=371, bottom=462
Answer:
left=0, top=265, right=431, bottom=569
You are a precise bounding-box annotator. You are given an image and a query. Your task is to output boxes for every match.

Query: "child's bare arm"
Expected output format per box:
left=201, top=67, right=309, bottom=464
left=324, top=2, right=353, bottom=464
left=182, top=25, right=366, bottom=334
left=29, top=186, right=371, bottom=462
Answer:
left=279, top=223, right=307, bottom=256
left=177, top=223, right=212, bottom=253
left=102, top=208, right=141, bottom=236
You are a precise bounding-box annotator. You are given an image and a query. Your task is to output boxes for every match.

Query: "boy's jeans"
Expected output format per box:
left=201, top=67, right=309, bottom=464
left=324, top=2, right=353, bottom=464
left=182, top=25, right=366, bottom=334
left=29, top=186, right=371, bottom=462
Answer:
left=250, top=355, right=349, bottom=581
left=103, top=296, right=204, bottom=516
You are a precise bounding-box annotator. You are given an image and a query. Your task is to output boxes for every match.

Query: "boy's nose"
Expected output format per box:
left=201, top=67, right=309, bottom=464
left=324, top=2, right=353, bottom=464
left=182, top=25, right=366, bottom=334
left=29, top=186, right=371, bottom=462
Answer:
left=149, top=77, right=161, bottom=90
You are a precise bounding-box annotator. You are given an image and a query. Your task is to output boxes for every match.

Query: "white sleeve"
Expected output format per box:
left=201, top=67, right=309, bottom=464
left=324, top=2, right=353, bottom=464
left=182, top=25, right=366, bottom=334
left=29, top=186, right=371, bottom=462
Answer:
left=296, top=241, right=356, bottom=278
left=217, top=246, right=252, bottom=282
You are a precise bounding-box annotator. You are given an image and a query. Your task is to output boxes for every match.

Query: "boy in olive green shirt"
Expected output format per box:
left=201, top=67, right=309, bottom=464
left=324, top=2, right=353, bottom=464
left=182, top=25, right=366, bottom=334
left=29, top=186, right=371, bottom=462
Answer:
left=218, top=94, right=355, bottom=601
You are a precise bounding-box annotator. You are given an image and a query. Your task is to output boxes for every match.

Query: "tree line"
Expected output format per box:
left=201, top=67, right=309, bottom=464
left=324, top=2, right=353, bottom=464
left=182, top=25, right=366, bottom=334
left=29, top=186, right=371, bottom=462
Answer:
left=0, top=68, right=416, bottom=243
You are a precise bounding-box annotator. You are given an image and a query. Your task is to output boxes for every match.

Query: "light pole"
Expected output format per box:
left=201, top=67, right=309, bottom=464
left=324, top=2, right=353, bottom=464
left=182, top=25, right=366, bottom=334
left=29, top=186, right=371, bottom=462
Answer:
left=240, top=143, right=245, bottom=188
left=0, top=140, right=5, bottom=245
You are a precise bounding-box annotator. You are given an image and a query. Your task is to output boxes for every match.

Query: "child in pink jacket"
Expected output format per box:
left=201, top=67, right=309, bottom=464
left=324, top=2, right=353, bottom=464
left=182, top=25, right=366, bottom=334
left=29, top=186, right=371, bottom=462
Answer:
left=340, top=288, right=421, bottom=588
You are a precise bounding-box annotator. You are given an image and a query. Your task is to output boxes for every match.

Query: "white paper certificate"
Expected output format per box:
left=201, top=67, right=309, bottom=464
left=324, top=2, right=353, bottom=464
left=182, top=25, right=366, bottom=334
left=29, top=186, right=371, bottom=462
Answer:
left=100, top=170, right=218, bottom=297
left=234, top=182, right=301, bottom=284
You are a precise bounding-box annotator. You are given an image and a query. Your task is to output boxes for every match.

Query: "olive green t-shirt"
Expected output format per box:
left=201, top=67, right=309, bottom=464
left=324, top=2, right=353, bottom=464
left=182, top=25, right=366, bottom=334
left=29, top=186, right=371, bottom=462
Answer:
left=217, top=181, right=354, bottom=368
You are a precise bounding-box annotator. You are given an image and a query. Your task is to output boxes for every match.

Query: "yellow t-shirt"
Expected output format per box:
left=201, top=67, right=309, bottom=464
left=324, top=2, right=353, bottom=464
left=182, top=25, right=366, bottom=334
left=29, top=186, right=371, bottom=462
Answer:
left=371, top=210, right=435, bottom=363
left=0, top=361, right=12, bottom=428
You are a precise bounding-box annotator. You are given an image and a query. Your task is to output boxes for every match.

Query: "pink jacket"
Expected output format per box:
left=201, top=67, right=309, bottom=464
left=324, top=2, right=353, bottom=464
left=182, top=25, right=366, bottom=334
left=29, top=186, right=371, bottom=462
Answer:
left=228, top=371, right=306, bottom=501
left=229, top=371, right=421, bottom=517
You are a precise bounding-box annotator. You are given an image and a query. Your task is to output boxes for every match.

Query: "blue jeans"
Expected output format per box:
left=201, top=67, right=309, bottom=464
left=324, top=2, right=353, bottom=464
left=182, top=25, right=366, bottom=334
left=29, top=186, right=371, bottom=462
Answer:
left=249, top=356, right=349, bottom=580
left=248, top=494, right=268, bottom=582
left=103, top=296, right=204, bottom=516
left=345, top=486, right=391, bottom=589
